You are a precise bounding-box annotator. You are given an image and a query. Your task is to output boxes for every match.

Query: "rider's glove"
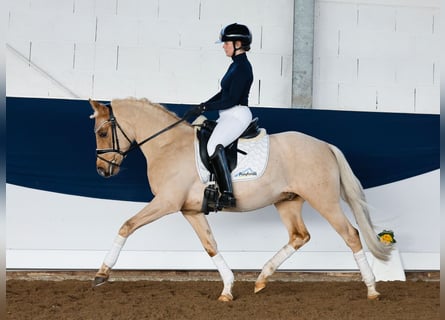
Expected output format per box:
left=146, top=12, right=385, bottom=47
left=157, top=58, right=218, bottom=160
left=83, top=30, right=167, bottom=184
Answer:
left=184, top=103, right=206, bottom=119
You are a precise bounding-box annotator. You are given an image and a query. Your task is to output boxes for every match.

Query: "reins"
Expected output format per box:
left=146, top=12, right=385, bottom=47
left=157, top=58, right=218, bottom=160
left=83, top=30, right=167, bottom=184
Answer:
left=125, top=115, right=188, bottom=155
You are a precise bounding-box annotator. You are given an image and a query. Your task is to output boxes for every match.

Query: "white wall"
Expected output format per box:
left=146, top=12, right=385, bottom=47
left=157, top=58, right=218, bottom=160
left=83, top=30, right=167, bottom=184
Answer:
left=6, top=171, right=440, bottom=270
left=6, top=0, right=294, bottom=107
left=312, top=0, right=440, bottom=113
left=7, top=0, right=441, bottom=113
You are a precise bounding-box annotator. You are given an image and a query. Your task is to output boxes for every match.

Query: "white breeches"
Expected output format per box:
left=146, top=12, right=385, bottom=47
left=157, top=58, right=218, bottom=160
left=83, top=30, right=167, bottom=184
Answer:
left=207, top=105, right=252, bottom=156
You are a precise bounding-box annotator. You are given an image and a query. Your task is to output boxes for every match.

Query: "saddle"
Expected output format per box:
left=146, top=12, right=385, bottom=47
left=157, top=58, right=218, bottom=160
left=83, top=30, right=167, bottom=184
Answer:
left=196, top=117, right=261, bottom=173
left=196, top=117, right=262, bottom=214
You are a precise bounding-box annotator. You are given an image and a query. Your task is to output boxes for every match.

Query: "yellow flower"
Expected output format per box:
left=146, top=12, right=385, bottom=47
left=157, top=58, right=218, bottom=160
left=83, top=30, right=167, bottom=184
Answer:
left=377, top=230, right=396, bottom=244
left=380, top=234, right=393, bottom=244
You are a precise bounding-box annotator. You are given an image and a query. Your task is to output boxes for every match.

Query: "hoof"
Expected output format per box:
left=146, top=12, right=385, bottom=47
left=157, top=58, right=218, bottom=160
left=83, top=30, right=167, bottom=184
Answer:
left=254, top=282, right=266, bottom=294
left=218, top=294, right=233, bottom=302
left=368, top=293, right=380, bottom=300
left=92, top=276, right=108, bottom=288
left=367, top=288, right=381, bottom=300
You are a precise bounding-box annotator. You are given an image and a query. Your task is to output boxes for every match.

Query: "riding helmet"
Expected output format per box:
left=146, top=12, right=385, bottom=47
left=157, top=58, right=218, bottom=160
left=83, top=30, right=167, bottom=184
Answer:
left=218, top=23, right=252, bottom=50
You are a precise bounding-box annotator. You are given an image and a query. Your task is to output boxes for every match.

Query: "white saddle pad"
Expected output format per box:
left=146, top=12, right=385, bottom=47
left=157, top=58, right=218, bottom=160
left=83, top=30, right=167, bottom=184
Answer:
left=194, top=128, right=270, bottom=184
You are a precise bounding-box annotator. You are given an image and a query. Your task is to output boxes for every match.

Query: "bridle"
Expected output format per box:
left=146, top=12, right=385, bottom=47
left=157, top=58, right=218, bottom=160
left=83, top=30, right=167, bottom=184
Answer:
left=94, top=104, right=133, bottom=168
left=94, top=103, right=189, bottom=168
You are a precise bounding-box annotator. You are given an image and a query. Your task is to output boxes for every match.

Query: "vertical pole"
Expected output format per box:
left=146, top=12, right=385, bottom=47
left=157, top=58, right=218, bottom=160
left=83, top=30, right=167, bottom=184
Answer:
left=292, top=0, right=315, bottom=108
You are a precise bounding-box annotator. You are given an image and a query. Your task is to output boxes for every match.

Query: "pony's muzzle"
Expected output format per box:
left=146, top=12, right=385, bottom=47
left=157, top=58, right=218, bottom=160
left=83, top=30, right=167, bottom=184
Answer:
left=97, top=166, right=112, bottom=178
left=96, top=157, right=121, bottom=178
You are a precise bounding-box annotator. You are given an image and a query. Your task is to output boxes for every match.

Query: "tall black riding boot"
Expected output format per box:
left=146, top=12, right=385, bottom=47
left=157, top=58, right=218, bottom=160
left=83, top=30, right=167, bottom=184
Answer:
left=210, top=144, right=236, bottom=209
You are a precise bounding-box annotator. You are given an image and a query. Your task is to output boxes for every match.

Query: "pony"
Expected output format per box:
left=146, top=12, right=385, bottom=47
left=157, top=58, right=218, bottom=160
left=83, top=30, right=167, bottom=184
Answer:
left=88, top=97, right=391, bottom=301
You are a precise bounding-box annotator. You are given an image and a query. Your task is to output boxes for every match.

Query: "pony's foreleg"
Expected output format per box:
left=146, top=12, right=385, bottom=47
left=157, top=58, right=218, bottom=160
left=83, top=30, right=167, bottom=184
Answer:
left=354, top=249, right=380, bottom=299
left=254, top=244, right=296, bottom=293
left=182, top=212, right=234, bottom=301
left=93, top=197, right=177, bottom=287
left=93, top=234, right=127, bottom=286
left=212, top=253, right=235, bottom=301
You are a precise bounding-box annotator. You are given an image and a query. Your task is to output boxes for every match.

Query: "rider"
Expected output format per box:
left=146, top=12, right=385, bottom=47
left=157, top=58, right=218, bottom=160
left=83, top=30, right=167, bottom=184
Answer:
left=194, top=23, right=254, bottom=209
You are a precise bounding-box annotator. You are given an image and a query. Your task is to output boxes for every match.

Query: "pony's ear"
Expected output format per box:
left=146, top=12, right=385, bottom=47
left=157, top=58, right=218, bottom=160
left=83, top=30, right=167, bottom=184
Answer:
left=89, top=99, right=106, bottom=119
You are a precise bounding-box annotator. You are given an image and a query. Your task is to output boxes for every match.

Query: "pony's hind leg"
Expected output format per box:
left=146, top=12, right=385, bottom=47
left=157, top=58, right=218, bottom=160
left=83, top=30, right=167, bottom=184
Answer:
left=313, top=201, right=380, bottom=299
left=255, top=197, right=309, bottom=293
left=182, top=211, right=234, bottom=302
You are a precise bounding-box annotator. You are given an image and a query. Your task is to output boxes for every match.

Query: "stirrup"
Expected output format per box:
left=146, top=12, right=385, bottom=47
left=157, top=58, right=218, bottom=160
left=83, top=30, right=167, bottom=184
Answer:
left=217, top=192, right=236, bottom=210
left=202, top=183, right=219, bottom=215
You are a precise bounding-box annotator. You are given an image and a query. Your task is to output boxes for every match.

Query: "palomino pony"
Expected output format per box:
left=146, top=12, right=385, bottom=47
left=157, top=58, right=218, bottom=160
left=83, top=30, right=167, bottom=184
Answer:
left=89, top=98, right=391, bottom=301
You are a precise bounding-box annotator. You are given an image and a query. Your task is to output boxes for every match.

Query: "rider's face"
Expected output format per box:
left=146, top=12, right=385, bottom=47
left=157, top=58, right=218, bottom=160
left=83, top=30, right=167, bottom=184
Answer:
left=223, top=41, right=234, bottom=57
left=223, top=41, right=242, bottom=57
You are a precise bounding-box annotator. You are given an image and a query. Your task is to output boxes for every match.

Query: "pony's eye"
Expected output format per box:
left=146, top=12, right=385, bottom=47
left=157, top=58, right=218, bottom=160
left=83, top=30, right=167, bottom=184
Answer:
left=98, top=130, right=108, bottom=138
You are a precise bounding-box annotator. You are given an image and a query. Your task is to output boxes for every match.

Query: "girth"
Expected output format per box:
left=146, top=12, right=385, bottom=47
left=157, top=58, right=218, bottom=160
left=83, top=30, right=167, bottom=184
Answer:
left=197, top=117, right=261, bottom=172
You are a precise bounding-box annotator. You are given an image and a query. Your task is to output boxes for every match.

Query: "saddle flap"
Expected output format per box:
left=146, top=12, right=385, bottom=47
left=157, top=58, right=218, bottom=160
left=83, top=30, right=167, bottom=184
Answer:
left=195, top=117, right=263, bottom=174
left=196, top=120, right=238, bottom=172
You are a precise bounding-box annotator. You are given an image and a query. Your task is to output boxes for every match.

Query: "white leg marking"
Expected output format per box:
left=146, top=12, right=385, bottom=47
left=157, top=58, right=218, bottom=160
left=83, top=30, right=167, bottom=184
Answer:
left=353, top=249, right=380, bottom=298
left=212, top=253, right=234, bottom=298
left=260, top=244, right=296, bottom=279
left=103, top=235, right=127, bottom=268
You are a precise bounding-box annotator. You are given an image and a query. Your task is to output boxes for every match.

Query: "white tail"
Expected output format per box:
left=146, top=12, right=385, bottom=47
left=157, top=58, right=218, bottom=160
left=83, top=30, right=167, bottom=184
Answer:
left=328, top=144, right=391, bottom=261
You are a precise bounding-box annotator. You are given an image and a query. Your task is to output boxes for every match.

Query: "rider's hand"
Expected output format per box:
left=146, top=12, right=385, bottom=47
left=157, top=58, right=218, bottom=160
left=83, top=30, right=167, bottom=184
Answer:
left=184, top=104, right=206, bottom=119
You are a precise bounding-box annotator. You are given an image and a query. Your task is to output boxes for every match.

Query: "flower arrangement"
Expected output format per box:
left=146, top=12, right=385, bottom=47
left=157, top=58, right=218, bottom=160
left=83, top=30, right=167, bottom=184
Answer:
left=378, top=230, right=396, bottom=245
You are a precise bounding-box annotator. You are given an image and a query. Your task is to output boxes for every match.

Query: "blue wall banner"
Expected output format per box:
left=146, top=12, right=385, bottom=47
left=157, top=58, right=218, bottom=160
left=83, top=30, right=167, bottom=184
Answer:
left=6, top=97, right=439, bottom=202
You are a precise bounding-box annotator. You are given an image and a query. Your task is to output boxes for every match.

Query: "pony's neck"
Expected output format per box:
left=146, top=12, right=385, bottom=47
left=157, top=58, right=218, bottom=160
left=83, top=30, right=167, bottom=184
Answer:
left=112, top=98, right=193, bottom=150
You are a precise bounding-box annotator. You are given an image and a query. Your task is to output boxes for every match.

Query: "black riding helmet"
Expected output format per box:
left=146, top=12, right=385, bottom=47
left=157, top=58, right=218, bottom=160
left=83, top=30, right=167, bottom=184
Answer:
left=218, top=23, right=252, bottom=52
